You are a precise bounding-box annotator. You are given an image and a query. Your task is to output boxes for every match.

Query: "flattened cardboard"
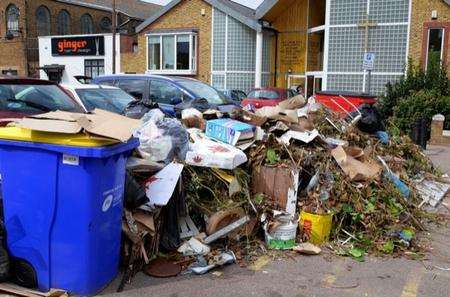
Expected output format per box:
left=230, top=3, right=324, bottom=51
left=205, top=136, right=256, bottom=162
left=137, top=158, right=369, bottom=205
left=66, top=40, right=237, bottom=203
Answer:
left=84, top=109, right=142, bottom=142
left=133, top=211, right=156, bottom=235
left=331, top=146, right=381, bottom=182
left=16, top=118, right=82, bottom=134
left=33, top=110, right=81, bottom=121
left=241, top=111, right=267, bottom=126
left=255, top=106, right=299, bottom=124
left=16, top=109, right=141, bottom=142
left=277, top=95, right=306, bottom=110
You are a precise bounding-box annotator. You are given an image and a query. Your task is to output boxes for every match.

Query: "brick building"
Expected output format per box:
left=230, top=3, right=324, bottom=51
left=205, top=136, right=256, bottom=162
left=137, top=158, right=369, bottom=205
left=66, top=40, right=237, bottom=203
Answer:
left=408, top=0, right=450, bottom=69
left=127, top=0, right=269, bottom=93
left=127, top=0, right=449, bottom=96
left=0, top=0, right=160, bottom=77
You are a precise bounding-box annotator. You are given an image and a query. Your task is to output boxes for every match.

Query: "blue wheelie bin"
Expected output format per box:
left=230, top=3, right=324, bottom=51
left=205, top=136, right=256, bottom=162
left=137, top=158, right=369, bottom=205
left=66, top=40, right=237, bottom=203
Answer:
left=0, top=127, right=139, bottom=295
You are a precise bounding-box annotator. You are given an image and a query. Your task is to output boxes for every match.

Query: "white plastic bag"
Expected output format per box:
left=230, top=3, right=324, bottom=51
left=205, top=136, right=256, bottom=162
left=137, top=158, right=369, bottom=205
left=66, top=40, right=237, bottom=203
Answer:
left=134, top=109, right=188, bottom=163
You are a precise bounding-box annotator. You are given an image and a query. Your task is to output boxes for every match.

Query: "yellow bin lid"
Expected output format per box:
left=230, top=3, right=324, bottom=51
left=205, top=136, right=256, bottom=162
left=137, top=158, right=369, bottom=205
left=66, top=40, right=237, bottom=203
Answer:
left=0, top=127, right=118, bottom=147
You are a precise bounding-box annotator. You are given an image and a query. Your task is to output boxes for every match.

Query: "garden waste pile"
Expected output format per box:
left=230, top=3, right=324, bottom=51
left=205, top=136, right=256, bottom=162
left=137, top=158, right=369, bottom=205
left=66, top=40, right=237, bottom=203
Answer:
left=119, top=95, right=449, bottom=290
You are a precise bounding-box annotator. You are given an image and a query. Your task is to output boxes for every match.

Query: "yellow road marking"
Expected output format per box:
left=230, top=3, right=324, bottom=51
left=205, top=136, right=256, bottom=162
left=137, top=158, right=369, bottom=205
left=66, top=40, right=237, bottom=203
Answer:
left=323, top=260, right=343, bottom=285
left=401, top=267, right=422, bottom=297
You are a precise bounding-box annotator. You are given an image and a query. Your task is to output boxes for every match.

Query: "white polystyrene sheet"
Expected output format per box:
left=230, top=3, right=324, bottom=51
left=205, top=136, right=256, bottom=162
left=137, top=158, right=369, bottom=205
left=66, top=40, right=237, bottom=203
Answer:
left=145, top=162, right=184, bottom=206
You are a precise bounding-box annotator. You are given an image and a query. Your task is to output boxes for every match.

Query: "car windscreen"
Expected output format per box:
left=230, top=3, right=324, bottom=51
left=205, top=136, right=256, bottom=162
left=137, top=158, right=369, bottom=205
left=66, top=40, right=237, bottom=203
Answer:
left=75, top=88, right=135, bottom=113
left=247, top=90, right=280, bottom=100
left=177, top=80, right=227, bottom=105
left=0, top=84, right=82, bottom=113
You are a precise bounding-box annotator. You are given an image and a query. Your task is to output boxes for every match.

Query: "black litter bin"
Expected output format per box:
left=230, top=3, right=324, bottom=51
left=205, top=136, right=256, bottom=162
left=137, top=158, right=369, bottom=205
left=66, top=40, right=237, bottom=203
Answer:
left=410, top=118, right=428, bottom=149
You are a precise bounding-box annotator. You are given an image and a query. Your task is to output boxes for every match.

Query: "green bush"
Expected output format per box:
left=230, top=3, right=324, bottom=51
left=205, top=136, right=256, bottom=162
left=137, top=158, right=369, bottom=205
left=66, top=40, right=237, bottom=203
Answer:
left=378, top=53, right=450, bottom=132
left=392, top=89, right=450, bottom=133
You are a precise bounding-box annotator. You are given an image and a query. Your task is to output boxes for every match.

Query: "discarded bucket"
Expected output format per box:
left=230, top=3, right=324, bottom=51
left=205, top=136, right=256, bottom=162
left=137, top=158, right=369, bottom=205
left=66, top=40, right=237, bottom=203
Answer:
left=299, top=212, right=332, bottom=245
left=264, top=215, right=297, bottom=250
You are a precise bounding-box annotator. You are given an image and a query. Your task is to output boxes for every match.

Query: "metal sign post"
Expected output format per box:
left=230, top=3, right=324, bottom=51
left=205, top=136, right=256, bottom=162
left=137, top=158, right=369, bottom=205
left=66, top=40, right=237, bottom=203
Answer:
left=363, top=52, right=375, bottom=94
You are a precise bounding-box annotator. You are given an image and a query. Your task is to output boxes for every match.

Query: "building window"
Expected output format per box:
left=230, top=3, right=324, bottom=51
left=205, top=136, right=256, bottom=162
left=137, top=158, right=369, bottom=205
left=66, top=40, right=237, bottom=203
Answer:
left=36, top=6, right=50, bottom=36
left=1, top=69, right=18, bottom=76
left=80, top=14, right=94, bottom=34
left=57, top=10, right=71, bottom=35
left=85, top=59, right=104, bottom=78
left=426, top=28, right=444, bottom=68
left=6, top=4, right=20, bottom=35
left=147, top=33, right=197, bottom=75
left=148, top=36, right=161, bottom=70
left=422, top=22, right=449, bottom=70
left=100, top=17, right=112, bottom=32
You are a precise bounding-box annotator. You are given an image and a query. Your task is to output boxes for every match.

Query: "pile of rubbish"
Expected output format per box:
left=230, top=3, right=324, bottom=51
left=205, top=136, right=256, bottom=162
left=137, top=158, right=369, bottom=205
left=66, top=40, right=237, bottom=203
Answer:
left=118, top=95, right=450, bottom=289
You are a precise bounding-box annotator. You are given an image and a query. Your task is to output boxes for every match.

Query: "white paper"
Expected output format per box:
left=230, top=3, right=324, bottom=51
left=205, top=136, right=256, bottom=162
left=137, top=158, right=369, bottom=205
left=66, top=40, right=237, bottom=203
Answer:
left=145, top=162, right=184, bottom=206
left=279, top=129, right=319, bottom=145
left=286, top=169, right=299, bottom=215
left=182, top=108, right=203, bottom=119
left=178, top=237, right=210, bottom=256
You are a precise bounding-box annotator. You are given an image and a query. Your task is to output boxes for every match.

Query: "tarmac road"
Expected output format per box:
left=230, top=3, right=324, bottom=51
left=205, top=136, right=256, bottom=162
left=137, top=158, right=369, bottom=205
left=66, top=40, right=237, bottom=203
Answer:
left=101, top=145, right=450, bottom=297
left=425, top=145, right=450, bottom=174
left=101, top=217, right=450, bottom=297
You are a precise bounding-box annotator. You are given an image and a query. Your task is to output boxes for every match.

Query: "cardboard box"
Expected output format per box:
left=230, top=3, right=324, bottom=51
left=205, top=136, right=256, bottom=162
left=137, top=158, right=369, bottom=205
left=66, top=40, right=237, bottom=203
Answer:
left=205, top=119, right=255, bottom=146
left=15, top=109, right=141, bottom=142
left=252, top=165, right=299, bottom=215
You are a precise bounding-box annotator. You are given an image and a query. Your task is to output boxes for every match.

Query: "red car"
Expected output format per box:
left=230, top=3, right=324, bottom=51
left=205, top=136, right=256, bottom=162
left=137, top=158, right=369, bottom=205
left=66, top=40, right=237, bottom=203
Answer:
left=0, top=77, right=83, bottom=126
left=241, top=87, right=297, bottom=109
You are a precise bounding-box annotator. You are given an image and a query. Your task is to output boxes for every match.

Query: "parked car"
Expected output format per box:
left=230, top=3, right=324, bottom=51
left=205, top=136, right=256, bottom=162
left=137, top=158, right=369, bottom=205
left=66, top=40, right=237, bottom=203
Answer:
left=0, top=77, right=83, bottom=124
left=73, top=75, right=92, bottom=84
left=219, top=89, right=247, bottom=103
left=92, top=74, right=239, bottom=116
left=241, top=87, right=297, bottom=108
left=61, top=84, right=136, bottom=114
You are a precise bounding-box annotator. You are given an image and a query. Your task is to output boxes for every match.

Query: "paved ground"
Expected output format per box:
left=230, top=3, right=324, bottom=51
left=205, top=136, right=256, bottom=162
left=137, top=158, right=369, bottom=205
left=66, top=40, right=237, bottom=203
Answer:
left=425, top=145, right=450, bottom=174
left=100, top=145, right=450, bottom=297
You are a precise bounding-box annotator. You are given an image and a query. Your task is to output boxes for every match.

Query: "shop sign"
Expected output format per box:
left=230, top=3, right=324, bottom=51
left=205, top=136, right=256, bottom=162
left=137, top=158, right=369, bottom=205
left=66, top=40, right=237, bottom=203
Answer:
left=51, top=36, right=105, bottom=56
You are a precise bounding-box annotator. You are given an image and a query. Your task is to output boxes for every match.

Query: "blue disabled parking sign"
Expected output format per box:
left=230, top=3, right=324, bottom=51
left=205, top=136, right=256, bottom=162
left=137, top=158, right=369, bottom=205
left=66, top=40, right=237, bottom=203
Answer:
left=363, top=52, right=375, bottom=70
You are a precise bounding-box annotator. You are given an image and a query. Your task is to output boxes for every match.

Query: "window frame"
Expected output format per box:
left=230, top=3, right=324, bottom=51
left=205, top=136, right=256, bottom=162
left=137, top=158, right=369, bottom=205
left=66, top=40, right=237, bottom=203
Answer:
left=6, top=4, right=20, bottom=35
left=80, top=13, right=94, bottom=34
left=84, top=59, right=105, bottom=78
left=146, top=32, right=198, bottom=75
left=421, top=22, right=449, bottom=70
left=56, top=9, right=71, bottom=35
left=99, top=16, right=112, bottom=32
left=1, top=69, right=18, bottom=76
left=36, top=5, right=51, bottom=36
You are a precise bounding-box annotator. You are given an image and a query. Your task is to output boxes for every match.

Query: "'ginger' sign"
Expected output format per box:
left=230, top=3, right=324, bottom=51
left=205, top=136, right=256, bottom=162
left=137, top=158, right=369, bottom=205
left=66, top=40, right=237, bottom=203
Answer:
left=51, top=36, right=105, bottom=56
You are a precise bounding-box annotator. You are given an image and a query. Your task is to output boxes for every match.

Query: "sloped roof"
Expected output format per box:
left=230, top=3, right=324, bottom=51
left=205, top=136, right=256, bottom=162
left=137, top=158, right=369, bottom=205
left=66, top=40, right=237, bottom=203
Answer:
left=56, top=0, right=162, bottom=20
left=136, top=0, right=261, bottom=33
left=254, top=0, right=278, bottom=19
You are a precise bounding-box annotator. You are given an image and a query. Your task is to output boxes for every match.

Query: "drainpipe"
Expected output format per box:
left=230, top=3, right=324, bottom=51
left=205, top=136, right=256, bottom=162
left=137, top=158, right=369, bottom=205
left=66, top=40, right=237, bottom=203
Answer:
left=112, top=0, right=117, bottom=74
left=273, top=31, right=278, bottom=87
left=255, top=30, right=263, bottom=88
left=24, top=0, right=30, bottom=76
